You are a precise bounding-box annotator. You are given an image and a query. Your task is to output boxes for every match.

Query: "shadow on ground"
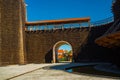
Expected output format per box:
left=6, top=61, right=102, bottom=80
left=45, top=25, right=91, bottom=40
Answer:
left=43, top=63, right=120, bottom=79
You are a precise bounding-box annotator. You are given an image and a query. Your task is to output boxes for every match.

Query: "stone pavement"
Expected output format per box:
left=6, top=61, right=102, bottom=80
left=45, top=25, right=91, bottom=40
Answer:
left=0, top=64, right=54, bottom=80
left=0, top=63, right=119, bottom=80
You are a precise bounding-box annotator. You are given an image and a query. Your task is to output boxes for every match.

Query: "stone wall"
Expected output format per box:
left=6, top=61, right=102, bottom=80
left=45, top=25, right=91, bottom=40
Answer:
left=25, top=23, right=113, bottom=63
left=0, top=0, right=2, bottom=65
left=26, top=28, right=90, bottom=63
left=76, top=23, right=113, bottom=62
left=0, top=0, right=26, bottom=65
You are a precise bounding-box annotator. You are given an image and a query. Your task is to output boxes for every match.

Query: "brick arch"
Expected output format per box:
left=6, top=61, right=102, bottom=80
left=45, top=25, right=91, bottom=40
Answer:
left=53, top=41, right=73, bottom=63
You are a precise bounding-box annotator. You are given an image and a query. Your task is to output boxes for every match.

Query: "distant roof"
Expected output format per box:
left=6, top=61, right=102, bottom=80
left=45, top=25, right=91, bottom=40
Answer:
left=25, top=17, right=90, bottom=26
left=58, top=50, right=64, bottom=53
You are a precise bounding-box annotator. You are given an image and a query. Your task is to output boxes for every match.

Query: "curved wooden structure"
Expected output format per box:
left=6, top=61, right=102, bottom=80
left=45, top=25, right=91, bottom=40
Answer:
left=95, top=31, right=120, bottom=48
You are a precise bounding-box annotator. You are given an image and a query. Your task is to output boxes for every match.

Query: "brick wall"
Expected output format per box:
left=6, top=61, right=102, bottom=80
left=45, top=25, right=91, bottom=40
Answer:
left=25, top=23, right=113, bottom=63
left=25, top=28, right=90, bottom=63
left=0, top=0, right=2, bottom=65
left=76, top=23, right=113, bottom=62
left=0, top=0, right=26, bottom=65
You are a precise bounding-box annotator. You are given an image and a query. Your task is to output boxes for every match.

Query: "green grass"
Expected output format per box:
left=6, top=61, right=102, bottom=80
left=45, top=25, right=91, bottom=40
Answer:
left=59, top=57, right=67, bottom=61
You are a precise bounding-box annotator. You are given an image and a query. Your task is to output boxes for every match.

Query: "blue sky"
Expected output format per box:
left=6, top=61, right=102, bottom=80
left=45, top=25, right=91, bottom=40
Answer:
left=25, top=0, right=113, bottom=22
left=59, top=44, right=72, bottom=51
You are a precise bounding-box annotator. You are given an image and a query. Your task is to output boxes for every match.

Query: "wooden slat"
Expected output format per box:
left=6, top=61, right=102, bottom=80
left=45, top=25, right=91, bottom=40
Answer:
left=25, top=17, right=90, bottom=26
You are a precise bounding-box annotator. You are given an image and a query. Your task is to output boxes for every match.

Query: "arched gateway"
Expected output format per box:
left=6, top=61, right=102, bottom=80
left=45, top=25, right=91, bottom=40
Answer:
left=25, top=17, right=91, bottom=64
left=53, top=41, right=73, bottom=63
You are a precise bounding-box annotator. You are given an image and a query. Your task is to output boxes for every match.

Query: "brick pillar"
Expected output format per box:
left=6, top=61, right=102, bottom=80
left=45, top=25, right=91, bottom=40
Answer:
left=0, top=0, right=1, bottom=65
left=18, top=0, right=25, bottom=64
left=0, top=0, right=26, bottom=65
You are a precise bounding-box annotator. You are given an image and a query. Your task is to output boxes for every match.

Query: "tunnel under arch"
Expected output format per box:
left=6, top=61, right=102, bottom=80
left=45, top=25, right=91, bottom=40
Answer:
left=53, top=41, right=73, bottom=63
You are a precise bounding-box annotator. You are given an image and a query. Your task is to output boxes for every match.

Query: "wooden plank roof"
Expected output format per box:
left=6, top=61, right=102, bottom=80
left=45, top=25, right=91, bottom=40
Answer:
left=25, top=17, right=90, bottom=26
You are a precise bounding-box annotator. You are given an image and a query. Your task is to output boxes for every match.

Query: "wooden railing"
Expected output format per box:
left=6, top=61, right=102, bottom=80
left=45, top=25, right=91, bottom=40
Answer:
left=90, top=17, right=114, bottom=27
left=25, top=17, right=114, bottom=31
left=25, top=22, right=90, bottom=31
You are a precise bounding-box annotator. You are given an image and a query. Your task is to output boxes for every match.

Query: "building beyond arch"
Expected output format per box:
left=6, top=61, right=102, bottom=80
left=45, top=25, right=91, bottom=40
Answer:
left=53, top=41, right=73, bottom=63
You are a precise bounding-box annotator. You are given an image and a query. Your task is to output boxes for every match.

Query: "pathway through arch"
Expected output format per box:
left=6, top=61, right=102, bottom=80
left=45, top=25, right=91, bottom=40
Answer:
left=53, top=41, right=73, bottom=63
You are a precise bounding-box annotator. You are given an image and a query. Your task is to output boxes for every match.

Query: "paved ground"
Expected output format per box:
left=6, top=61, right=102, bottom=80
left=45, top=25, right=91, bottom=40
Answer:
left=0, top=63, right=119, bottom=80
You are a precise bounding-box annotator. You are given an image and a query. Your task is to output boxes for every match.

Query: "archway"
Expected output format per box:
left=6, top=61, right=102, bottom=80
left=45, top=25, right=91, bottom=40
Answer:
left=53, top=41, right=73, bottom=63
